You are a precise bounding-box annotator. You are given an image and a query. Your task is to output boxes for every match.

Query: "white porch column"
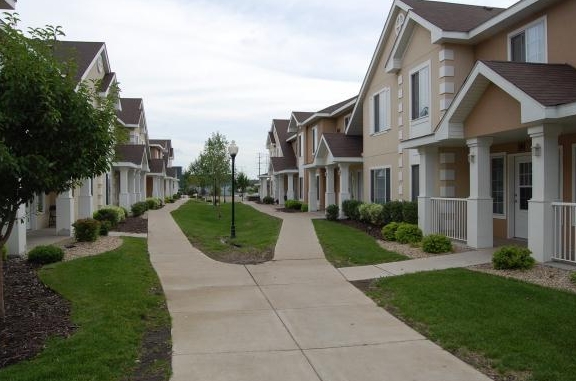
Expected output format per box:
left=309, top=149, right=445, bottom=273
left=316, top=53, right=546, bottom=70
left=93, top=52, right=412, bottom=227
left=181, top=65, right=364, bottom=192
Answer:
left=152, top=177, right=159, bottom=198
left=286, top=174, right=295, bottom=200
left=325, top=165, right=336, bottom=208
left=467, top=137, right=493, bottom=249
left=528, top=125, right=560, bottom=262
left=338, top=164, right=350, bottom=218
left=56, top=189, right=74, bottom=236
left=119, top=168, right=130, bottom=208
left=308, top=170, right=318, bottom=212
left=418, top=146, right=438, bottom=234
left=78, top=178, right=94, bottom=219
left=141, top=174, right=147, bottom=201
left=6, top=204, right=26, bottom=256
left=259, top=177, right=266, bottom=199
left=134, top=170, right=141, bottom=202
left=278, top=175, right=286, bottom=206
left=128, top=169, right=136, bottom=206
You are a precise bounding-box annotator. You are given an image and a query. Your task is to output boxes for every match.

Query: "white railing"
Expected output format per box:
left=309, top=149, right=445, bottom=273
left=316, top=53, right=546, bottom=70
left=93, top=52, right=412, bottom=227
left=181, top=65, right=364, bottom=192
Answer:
left=552, top=202, right=576, bottom=264
left=430, top=198, right=467, bottom=241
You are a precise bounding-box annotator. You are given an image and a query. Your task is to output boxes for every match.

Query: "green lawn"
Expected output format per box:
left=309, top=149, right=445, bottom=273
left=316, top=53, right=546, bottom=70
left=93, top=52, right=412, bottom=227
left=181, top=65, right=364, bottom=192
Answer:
left=365, top=268, right=576, bottom=381
left=312, top=219, right=407, bottom=267
left=0, top=237, right=171, bottom=381
left=171, top=200, right=282, bottom=263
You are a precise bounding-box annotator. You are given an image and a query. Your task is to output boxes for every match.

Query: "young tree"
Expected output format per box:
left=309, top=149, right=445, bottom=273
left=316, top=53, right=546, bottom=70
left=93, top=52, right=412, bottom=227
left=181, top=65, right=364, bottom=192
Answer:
left=0, top=14, right=122, bottom=318
left=235, top=172, right=250, bottom=200
left=192, top=133, right=230, bottom=205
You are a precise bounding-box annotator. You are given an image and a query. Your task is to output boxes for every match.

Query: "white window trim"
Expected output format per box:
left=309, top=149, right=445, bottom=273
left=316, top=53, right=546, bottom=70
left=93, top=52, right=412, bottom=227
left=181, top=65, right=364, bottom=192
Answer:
left=409, top=60, right=431, bottom=127
left=370, top=87, right=391, bottom=135
left=369, top=165, right=392, bottom=203
left=507, top=15, right=548, bottom=63
left=491, top=153, right=506, bottom=219
left=312, top=126, right=318, bottom=154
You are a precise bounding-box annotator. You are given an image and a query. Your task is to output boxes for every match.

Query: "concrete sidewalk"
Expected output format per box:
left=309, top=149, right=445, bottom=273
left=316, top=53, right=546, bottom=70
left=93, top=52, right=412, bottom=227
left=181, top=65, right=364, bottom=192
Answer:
left=148, top=200, right=491, bottom=381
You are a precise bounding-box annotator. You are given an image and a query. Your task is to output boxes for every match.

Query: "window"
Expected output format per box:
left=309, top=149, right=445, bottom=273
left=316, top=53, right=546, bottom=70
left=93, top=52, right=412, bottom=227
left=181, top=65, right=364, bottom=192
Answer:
left=312, top=127, right=318, bottom=154
left=411, top=165, right=419, bottom=202
left=411, top=66, right=429, bottom=120
left=298, top=134, right=303, bottom=157
left=371, top=88, right=390, bottom=133
left=491, top=156, right=505, bottom=215
left=299, top=177, right=303, bottom=199
left=370, top=168, right=391, bottom=204
left=509, top=18, right=546, bottom=63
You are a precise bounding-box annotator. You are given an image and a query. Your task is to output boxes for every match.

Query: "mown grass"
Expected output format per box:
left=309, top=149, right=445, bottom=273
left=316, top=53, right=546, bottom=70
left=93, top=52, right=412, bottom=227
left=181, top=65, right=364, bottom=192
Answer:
left=365, top=268, right=576, bottom=381
left=0, top=237, right=171, bottom=381
left=312, top=219, right=407, bottom=267
left=171, top=200, right=281, bottom=261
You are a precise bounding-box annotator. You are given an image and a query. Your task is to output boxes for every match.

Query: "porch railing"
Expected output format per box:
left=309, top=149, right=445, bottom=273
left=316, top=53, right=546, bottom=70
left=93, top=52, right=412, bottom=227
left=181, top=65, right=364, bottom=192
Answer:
left=430, top=198, right=467, bottom=241
left=552, top=202, right=576, bottom=264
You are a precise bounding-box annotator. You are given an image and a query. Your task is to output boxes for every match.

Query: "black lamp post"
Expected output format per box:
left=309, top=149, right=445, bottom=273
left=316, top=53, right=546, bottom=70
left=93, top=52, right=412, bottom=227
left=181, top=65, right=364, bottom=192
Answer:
left=228, top=140, right=239, bottom=239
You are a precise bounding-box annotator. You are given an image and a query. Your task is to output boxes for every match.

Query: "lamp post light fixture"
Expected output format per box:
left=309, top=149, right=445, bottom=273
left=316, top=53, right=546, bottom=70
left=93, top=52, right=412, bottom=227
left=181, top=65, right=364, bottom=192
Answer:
left=228, top=140, right=239, bottom=239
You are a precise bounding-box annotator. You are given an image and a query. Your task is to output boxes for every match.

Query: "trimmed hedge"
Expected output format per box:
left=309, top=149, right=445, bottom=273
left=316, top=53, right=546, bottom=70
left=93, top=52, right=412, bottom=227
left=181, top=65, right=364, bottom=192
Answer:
left=131, top=201, right=148, bottom=217
left=146, top=197, right=163, bottom=210
left=99, top=220, right=112, bottom=236
left=27, top=245, right=64, bottom=265
left=492, top=246, right=535, bottom=270
left=262, top=196, right=274, bottom=204
left=285, top=200, right=303, bottom=210
left=73, top=218, right=101, bottom=242
left=395, top=223, right=422, bottom=244
left=382, top=222, right=401, bottom=241
left=342, top=199, right=362, bottom=220
left=93, top=206, right=126, bottom=227
left=326, top=204, right=339, bottom=221
left=301, top=203, right=308, bottom=212
left=422, top=234, right=452, bottom=254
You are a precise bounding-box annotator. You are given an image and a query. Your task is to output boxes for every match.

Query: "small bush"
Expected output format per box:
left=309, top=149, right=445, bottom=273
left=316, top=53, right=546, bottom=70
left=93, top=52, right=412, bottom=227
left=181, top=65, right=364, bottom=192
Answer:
left=342, top=199, right=362, bottom=220
left=492, top=246, right=535, bottom=270
left=301, top=203, right=308, bottom=212
left=27, top=245, right=64, bottom=265
left=395, top=223, right=423, bottom=244
left=285, top=200, right=303, bottom=210
left=358, top=203, right=370, bottom=223
left=145, top=197, right=162, bottom=210
left=382, top=222, right=401, bottom=241
left=73, top=218, right=101, bottom=242
left=402, top=201, right=418, bottom=224
left=164, top=196, right=174, bottom=204
left=100, top=220, right=111, bottom=236
left=381, top=203, right=392, bottom=226
left=570, top=272, right=576, bottom=286
left=93, top=206, right=125, bottom=227
left=367, top=203, right=384, bottom=226
left=422, top=234, right=452, bottom=254
left=121, top=207, right=129, bottom=219
left=131, top=201, right=148, bottom=217
left=326, top=204, right=339, bottom=221
left=389, top=201, right=404, bottom=223
left=262, top=196, right=274, bottom=204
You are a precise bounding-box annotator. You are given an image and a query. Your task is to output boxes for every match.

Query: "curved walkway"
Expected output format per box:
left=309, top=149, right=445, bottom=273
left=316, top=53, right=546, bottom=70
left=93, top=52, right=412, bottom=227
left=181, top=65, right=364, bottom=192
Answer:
left=148, top=199, right=491, bottom=381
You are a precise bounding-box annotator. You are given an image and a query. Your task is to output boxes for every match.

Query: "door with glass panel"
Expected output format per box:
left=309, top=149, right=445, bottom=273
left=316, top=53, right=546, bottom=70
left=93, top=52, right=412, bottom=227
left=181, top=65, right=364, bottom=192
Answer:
left=514, top=156, right=532, bottom=239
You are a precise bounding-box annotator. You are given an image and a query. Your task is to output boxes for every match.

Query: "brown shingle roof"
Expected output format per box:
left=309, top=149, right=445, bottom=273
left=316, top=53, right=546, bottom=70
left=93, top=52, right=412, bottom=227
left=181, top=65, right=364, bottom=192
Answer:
left=115, top=144, right=146, bottom=166
left=483, top=61, right=576, bottom=107
left=149, top=159, right=165, bottom=174
left=53, top=41, right=105, bottom=83
left=166, top=167, right=177, bottom=178
left=270, top=157, right=297, bottom=172
left=317, top=96, right=357, bottom=115
left=99, top=72, right=116, bottom=93
left=323, top=134, right=363, bottom=158
left=271, top=119, right=297, bottom=172
left=292, top=112, right=314, bottom=123
left=401, top=0, right=504, bottom=32
left=117, top=98, right=142, bottom=125
left=268, top=131, right=276, bottom=144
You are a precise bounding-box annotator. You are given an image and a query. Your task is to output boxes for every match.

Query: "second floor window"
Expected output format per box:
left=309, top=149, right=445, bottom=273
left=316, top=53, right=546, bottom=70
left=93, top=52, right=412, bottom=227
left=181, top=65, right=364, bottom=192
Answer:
left=372, top=88, right=390, bottom=134
left=510, top=19, right=545, bottom=63
left=312, top=127, right=318, bottom=154
left=411, top=66, right=429, bottom=120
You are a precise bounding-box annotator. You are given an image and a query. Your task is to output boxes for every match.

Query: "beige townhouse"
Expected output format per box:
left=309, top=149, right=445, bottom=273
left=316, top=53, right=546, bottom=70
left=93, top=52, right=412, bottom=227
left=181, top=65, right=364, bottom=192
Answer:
left=348, top=0, right=576, bottom=264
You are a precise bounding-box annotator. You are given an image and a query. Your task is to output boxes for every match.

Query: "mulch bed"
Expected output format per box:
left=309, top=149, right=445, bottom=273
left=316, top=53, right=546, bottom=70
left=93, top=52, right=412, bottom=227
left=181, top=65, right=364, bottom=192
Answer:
left=339, top=219, right=384, bottom=240
left=111, top=216, right=148, bottom=234
left=0, top=259, right=76, bottom=369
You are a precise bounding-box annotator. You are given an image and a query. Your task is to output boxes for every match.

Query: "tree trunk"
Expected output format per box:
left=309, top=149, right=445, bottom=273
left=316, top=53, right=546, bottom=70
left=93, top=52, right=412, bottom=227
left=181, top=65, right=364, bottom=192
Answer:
left=0, top=210, right=18, bottom=320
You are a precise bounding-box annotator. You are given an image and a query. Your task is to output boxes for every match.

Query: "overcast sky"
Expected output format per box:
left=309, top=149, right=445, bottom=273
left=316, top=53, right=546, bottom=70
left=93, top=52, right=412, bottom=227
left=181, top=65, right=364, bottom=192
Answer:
left=17, top=0, right=516, bottom=178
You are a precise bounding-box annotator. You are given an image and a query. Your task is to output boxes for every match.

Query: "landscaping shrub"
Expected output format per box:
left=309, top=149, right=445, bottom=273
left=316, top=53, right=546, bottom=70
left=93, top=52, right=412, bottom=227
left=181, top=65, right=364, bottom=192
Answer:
left=262, top=196, right=274, bottom=204
left=380, top=203, right=392, bottom=226
left=145, top=197, right=162, bottom=210
left=93, top=206, right=125, bottom=227
left=326, top=204, right=339, bottom=221
left=285, top=199, right=303, bottom=210
left=358, top=203, right=370, bottom=223
left=301, top=203, right=308, bottom=212
left=121, top=206, right=130, bottom=218
left=395, top=223, right=423, bottom=244
left=389, top=200, right=404, bottom=223
left=492, top=246, right=535, bottom=270
left=402, top=201, right=418, bottom=224
left=382, top=222, right=401, bottom=241
left=131, top=201, right=148, bottom=217
left=73, top=218, right=101, bottom=242
left=27, top=245, right=64, bottom=265
left=367, top=203, right=384, bottom=226
left=571, top=272, right=576, bottom=286
left=164, top=196, right=174, bottom=204
left=422, top=234, right=452, bottom=254
left=342, top=199, right=362, bottom=220
left=99, top=220, right=111, bottom=236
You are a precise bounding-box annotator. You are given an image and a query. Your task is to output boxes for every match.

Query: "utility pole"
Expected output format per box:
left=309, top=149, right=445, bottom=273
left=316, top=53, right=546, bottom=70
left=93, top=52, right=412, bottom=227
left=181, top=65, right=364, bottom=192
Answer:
left=257, top=152, right=268, bottom=176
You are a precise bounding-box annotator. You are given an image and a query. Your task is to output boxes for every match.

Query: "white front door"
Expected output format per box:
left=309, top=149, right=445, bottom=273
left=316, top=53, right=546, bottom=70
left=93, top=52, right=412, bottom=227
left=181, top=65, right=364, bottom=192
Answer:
left=514, top=156, right=532, bottom=239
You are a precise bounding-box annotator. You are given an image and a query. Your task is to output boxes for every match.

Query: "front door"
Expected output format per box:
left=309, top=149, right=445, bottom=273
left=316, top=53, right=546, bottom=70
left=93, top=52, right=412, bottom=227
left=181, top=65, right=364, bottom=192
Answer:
left=514, top=156, right=532, bottom=239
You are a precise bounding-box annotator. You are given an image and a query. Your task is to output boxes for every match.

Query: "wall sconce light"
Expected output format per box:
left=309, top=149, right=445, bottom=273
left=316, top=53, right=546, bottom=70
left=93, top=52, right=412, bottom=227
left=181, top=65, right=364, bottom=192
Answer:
left=532, top=143, right=541, bottom=157
left=468, top=153, right=475, bottom=163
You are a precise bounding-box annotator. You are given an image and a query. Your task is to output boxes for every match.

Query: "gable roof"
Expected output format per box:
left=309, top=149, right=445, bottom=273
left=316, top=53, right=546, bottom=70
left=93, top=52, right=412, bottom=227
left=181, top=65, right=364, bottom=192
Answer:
left=292, top=112, right=314, bottom=123
left=115, top=144, right=146, bottom=166
left=99, top=72, right=116, bottom=94
left=149, top=158, right=165, bottom=175
left=401, top=0, right=504, bottom=32
left=300, top=96, right=358, bottom=127
left=322, top=134, right=363, bottom=158
left=482, top=61, right=576, bottom=107
left=270, top=157, right=297, bottom=173
left=53, top=41, right=106, bottom=83
left=117, top=98, right=143, bottom=126
left=270, top=119, right=297, bottom=173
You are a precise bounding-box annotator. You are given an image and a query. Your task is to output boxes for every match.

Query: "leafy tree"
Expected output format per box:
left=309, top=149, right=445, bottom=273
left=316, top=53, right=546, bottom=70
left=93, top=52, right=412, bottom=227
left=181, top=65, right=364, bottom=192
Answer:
left=0, top=14, right=122, bottom=318
left=235, top=172, right=250, bottom=200
left=190, top=133, right=231, bottom=205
